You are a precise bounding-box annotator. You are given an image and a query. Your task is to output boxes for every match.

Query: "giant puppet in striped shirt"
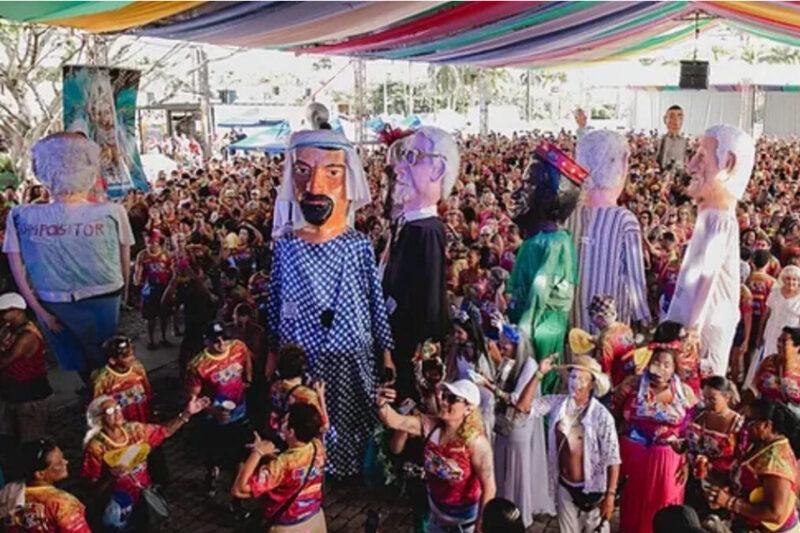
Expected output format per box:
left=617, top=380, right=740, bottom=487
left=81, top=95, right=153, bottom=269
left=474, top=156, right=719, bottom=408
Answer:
left=568, top=130, right=651, bottom=336
left=506, top=142, right=586, bottom=394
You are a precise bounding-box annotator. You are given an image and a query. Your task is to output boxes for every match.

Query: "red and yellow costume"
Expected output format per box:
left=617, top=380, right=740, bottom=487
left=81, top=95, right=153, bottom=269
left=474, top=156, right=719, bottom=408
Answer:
left=249, top=439, right=325, bottom=526
left=4, top=485, right=90, bottom=533
left=81, top=422, right=166, bottom=503
left=186, top=339, right=251, bottom=423
left=596, top=321, right=636, bottom=387
left=91, top=362, right=152, bottom=423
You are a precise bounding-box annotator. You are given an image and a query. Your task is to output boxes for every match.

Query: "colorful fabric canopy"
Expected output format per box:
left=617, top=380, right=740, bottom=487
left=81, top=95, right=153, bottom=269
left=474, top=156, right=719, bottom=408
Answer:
left=1, top=1, right=800, bottom=68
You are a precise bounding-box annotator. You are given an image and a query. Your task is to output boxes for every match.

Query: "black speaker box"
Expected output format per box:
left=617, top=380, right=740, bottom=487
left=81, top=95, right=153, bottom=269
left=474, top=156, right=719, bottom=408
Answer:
left=679, top=60, right=709, bottom=89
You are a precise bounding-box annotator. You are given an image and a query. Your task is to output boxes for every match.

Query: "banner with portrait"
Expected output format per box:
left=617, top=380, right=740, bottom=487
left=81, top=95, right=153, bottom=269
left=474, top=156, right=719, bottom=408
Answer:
left=63, top=66, right=148, bottom=197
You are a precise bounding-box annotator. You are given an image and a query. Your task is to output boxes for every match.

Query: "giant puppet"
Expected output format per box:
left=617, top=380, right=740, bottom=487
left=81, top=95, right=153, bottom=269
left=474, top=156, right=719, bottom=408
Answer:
left=568, top=130, right=651, bottom=335
left=506, top=142, right=586, bottom=394
left=666, top=124, right=756, bottom=377
left=381, top=126, right=458, bottom=399
left=266, top=129, right=394, bottom=477
left=3, top=133, right=134, bottom=383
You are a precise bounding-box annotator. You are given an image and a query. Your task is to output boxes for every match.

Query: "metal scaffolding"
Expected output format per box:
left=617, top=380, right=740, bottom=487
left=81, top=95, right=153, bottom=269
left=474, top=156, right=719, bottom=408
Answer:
left=353, top=57, right=367, bottom=144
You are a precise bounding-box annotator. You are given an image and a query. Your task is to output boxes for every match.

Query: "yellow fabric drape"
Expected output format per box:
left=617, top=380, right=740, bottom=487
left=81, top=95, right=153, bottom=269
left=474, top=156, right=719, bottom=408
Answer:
left=702, top=1, right=800, bottom=29
left=48, top=1, right=205, bottom=33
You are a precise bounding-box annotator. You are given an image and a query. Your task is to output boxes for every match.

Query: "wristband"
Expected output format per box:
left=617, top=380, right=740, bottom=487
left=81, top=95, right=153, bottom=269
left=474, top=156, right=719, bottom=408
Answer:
left=535, top=371, right=544, bottom=380
left=178, top=411, right=190, bottom=423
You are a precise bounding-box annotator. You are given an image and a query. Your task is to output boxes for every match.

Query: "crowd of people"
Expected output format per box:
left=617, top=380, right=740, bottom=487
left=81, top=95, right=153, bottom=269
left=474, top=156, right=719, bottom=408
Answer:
left=0, top=104, right=800, bottom=533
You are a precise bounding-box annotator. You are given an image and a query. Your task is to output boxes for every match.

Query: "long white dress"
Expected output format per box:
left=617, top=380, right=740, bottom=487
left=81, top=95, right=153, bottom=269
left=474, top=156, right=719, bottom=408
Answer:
left=745, top=287, right=800, bottom=390
left=492, top=357, right=555, bottom=526
left=667, top=208, right=741, bottom=376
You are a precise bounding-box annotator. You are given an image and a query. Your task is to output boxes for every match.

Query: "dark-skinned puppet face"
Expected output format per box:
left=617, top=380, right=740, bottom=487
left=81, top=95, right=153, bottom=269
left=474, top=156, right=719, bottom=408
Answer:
left=511, top=141, right=587, bottom=237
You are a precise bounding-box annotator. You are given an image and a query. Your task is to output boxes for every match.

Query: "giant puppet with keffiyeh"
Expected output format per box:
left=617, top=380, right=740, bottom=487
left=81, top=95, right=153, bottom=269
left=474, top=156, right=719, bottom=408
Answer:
left=266, top=129, right=394, bottom=478
left=380, top=126, right=458, bottom=400
left=506, top=142, right=586, bottom=394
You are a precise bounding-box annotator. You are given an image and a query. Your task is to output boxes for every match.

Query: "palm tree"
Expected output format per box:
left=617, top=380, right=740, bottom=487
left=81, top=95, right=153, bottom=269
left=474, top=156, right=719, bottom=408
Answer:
left=427, top=64, right=460, bottom=110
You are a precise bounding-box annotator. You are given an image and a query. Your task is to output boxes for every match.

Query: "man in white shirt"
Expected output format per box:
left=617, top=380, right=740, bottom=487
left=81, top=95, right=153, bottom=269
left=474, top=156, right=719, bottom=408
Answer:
left=574, top=108, right=592, bottom=142
left=666, top=124, right=756, bottom=377
left=516, top=355, right=621, bottom=533
left=3, top=133, right=134, bottom=382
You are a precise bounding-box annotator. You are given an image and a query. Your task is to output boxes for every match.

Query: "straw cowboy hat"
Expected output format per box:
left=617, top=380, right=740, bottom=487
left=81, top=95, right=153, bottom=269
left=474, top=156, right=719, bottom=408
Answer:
left=557, top=355, right=611, bottom=397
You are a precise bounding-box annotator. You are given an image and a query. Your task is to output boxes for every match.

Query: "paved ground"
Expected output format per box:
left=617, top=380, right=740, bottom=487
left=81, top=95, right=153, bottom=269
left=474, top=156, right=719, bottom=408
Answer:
left=43, top=308, right=583, bottom=532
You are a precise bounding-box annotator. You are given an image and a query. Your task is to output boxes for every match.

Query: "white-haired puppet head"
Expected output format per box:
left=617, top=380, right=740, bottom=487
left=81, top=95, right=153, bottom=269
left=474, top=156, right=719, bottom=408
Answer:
left=305, top=102, right=330, bottom=130
left=32, top=133, right=101, bottom=196
left=390, top=126, right=460, bottom=213
left=687, top=124, right=755, bottom=203
left=85, top=70, right=116, bottom=132
left=576, top=130, right=630, bottom=194
left=272, top=129, right=370, bottom=237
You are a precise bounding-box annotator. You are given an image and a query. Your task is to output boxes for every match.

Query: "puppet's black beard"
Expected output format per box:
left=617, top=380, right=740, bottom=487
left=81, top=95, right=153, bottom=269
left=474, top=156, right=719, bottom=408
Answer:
left=299, top=193, right=334, bottom=226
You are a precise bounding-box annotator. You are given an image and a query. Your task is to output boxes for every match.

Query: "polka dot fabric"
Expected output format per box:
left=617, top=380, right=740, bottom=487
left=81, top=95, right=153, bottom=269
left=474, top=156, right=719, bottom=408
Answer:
left=267, top=228, right=394, bottom=477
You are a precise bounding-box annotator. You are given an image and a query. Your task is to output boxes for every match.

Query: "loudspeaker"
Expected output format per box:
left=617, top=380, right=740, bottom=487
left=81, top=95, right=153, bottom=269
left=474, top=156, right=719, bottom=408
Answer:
left=679, top=60, right=709, bottom=89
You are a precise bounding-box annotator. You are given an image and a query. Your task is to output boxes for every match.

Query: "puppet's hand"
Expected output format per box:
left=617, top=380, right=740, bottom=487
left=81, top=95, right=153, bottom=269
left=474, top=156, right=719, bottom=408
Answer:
left=36, top=309, right=63, bottom=333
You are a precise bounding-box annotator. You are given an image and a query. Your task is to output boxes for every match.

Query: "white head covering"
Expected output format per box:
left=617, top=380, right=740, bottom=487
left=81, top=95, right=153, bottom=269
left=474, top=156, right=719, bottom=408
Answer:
left=0, top=293, right=26, bottom=311
left=272, top=130, right=370, bottom=237
left=84, top=394, right=113, bottom=448
left=779, top=265, right=800, bottom=287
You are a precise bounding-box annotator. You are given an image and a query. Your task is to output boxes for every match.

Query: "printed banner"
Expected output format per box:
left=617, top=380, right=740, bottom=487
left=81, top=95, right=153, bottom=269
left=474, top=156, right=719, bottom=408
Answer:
left=63, top=65, right=148, bottom=197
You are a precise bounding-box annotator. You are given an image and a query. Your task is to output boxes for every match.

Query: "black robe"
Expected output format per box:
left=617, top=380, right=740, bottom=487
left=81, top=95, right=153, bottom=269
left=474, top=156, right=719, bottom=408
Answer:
left=382, top=216, right=449, bottom=398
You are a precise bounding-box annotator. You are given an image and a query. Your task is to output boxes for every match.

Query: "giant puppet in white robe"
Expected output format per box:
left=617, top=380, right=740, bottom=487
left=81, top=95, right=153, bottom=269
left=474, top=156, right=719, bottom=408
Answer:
left=666, top=124, right=756, bottom=377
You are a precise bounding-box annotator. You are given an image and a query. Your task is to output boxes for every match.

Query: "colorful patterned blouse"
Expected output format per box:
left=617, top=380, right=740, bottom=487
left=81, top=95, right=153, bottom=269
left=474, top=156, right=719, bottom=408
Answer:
left=684, top=410, right=744, bottom=474
left=614, top=374, right=695, bottom=445
left=755, top=355, right=800, bottom=405
left=731, top=437, right=799, bottom=532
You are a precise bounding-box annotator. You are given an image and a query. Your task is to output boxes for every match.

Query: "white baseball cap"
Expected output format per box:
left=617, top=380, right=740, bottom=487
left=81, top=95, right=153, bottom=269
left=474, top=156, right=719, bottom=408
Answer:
left=441, top=379, right=481, bottom=407
left=0, top=293, right=26, bottom=312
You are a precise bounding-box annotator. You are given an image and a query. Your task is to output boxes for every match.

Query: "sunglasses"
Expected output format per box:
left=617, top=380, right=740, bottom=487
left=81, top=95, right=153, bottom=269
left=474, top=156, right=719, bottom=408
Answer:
left=400, top=148, right=444, bottom=167
left=104, top=405, right=123, bottom=416
left=441, top=391, right=466, bottom=405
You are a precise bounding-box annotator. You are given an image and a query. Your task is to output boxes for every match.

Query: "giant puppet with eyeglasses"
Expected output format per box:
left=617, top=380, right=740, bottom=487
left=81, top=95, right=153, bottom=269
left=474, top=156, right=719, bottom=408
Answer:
left=380, top=127, right=460, bottom=401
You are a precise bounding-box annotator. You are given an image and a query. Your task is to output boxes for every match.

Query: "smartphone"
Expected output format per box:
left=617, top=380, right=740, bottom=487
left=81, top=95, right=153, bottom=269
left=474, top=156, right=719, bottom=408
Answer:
left=397, top=398, right=416, bottom=416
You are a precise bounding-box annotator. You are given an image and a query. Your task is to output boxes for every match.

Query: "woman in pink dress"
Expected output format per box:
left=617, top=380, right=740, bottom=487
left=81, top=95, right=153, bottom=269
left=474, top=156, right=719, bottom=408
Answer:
left=613, top=347, right=697, bottom=533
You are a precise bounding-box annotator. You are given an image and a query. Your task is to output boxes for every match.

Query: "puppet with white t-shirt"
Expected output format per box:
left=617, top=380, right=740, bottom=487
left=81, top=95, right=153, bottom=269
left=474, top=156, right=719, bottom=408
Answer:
left=3, top=133, right=134, bottom=383
left=382, top=127, right=459, bottom=400
left=666, top=124, right=756, bottom=377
